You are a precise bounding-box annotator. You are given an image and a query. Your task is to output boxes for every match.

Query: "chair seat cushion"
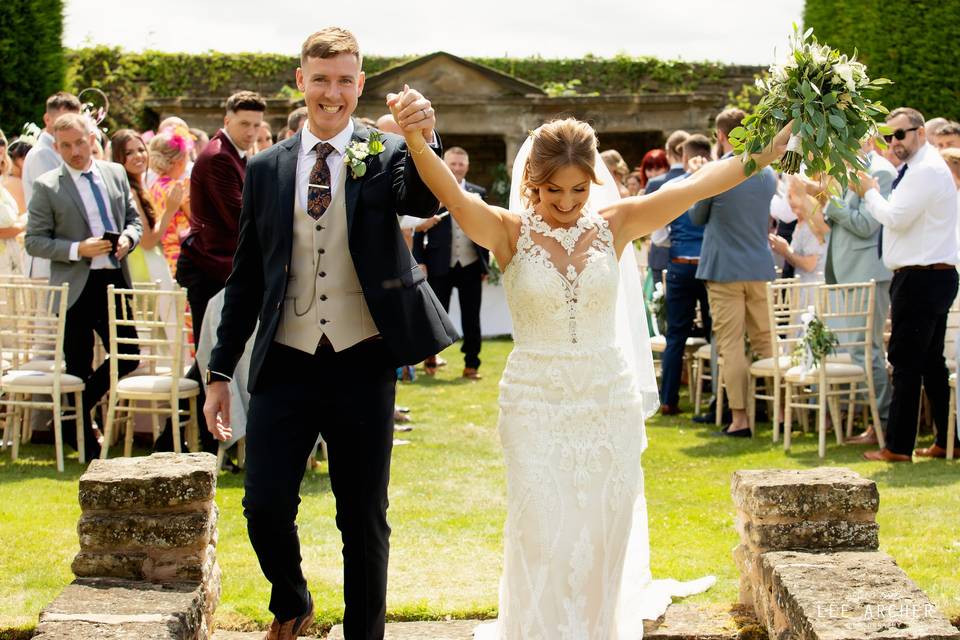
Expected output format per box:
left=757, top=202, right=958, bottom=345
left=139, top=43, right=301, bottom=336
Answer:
left=695, top=344, right=712, bottom=359
left=117, top=375, right=200, bottom=394
left=750, top=356, right=794, bottom=374
left=785, top=362, right=865, bottom=381
left=1, top=370, right=85, bottom=390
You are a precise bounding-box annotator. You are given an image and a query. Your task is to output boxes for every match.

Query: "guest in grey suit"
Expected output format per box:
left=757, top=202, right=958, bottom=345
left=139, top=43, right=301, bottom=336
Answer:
left=690, top=108, right=777, bottom=436
left=821, top=140, right=896, bottom=443
left=25, top=113, right=143, bottom=460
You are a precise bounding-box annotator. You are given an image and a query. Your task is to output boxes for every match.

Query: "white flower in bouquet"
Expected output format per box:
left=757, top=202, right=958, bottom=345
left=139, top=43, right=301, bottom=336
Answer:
left=729, top=24, right=892, bottom=192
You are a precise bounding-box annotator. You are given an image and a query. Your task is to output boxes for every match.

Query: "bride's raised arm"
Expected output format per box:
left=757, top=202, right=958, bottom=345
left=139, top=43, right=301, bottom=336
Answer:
left=603, top=121, right=793, bottom=244
left=387, top=87, right=513, bottom=258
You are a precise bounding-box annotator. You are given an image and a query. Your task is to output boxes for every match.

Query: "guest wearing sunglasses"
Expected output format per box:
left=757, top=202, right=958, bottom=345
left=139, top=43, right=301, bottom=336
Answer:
left=855, top=107, right=960, bottom=462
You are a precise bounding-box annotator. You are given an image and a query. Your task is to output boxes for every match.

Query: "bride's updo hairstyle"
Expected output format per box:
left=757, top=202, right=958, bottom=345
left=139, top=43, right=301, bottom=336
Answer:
left=521, top=118, right=601, bottom=206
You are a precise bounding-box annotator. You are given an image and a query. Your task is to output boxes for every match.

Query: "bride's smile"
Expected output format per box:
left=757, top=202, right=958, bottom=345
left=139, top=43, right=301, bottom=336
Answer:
left=534, top=164, right=593, bottom=228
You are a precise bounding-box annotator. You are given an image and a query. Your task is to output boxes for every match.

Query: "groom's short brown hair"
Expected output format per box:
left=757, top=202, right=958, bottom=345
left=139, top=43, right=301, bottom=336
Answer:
left=301, top=28, right=362, bottom=67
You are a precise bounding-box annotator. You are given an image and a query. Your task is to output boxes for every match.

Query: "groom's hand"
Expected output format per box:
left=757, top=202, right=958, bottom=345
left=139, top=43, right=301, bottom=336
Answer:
left=388, top=84, right=436, bottom=141
left=204, top=381, right=233, bottom=441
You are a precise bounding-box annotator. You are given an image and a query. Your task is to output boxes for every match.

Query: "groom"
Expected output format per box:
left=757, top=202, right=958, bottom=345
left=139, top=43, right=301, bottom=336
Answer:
left=204, top=28, right=457, bottom=640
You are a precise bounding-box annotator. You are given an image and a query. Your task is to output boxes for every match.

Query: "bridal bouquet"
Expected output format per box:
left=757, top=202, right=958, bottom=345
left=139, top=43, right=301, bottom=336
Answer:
left=729, top=25, right=891, bottom=191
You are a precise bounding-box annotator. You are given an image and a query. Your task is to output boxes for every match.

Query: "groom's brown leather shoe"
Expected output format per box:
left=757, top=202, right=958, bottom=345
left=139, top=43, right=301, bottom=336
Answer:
left=264, top=597, right=314, bottom=640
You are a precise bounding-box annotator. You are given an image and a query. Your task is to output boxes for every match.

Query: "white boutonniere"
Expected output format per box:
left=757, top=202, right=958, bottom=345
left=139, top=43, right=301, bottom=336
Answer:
left=344, top=130, right=386, bottom=179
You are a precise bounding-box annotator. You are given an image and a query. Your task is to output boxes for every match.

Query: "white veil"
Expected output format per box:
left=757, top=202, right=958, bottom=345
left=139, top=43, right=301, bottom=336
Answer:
left=508, top=134, right=714, bottom=635
left=509, top=132, right=660, bottom=444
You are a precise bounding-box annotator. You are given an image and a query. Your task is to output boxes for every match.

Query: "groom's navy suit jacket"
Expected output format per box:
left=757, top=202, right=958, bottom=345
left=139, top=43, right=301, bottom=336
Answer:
left=209, top=122, right=459, bottom=392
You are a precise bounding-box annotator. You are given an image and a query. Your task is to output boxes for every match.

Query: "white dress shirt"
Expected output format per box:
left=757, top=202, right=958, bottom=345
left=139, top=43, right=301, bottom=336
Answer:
left=22, top=131, right=61, bottom=204
left=297, top=120, right=354, bottom=212
left=66, top=160, right=119, bottom=270
left=865, top=143, right=958, bottom=270
left=450, top=180, right=479, bottom=267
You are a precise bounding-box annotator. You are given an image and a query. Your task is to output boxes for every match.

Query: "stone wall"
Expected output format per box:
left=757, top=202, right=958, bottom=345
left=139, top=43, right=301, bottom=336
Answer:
left=732, top=468, right=959, bottom=640
left=34, top=453, right=220, bottom=640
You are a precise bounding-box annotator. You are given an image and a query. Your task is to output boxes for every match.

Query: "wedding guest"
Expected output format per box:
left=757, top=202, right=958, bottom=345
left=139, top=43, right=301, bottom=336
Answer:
left=626, top=171, right=643, bottom=196
left=925, top=116, right=949, bottom=138
left=601, top=149, right=630, bottom=197
left=811, top=137, right=897, bottom=444
left=22, top=93, right=82, bottom=278
left=0, top=135, right=25, bottom=274
left=178, top=90, right=265, bottom=341
left=255, top=121, right=274, bottom=153
left=190, top=128, right=210, bottom=159
left=111, top=129, right=180, bottom=286
left=658, top=134, right=713, bottom=415
left=4, top=138, right=32, bottom=213
left=413, top=147, right=489, bottom=379
left=768, top=176, right=828, bottom=284
left=857, top=107, right=960, bottom=461
left=285, top=106, right=308, bottom=138
left=148, top=128, right=193, bottom=276
left=944, top=148, right=960, bottom=190
left=22, top=92, right=82, bottom=205
left=145, top=116, right=194, bottom=188
left=932, top=122, right=960, bottom=150
left=637, top=148, right=669, bottom=191
left=646, top=131, right=689, bottom=286
left=24, top=112, right=143, bottom=460
left=690, top=108, right=777, bottom=436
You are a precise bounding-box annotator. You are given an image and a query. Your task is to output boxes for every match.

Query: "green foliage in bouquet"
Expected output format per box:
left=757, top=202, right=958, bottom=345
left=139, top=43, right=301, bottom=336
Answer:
left=728, top=25, right=891, bottom=191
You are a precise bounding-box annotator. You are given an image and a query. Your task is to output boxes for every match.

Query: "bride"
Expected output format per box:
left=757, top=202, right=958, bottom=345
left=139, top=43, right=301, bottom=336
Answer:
left=388, top=88, right=789, bottom=639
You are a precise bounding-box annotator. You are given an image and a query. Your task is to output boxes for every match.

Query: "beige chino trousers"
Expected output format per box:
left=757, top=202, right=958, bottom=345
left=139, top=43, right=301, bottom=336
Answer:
left=706, top=280, right=773, bottom=410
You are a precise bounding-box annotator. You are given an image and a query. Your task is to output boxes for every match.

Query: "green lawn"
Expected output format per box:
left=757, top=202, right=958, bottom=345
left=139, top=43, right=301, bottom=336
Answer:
left=1, top=338, right=958, bottom=635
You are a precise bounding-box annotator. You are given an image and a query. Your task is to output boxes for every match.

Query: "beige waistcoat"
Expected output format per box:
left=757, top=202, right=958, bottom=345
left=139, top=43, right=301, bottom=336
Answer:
left=274, top=168, right=379, bottom=354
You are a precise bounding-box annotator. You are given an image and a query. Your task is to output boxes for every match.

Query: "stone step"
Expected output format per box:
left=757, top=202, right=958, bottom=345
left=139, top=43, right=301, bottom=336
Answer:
left=753, top=550, right=960, bottom=640
left=35, top=577, right=207, bottom=639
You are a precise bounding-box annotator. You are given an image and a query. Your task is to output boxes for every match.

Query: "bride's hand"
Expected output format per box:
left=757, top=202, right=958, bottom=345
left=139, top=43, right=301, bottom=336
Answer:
left=761, top=120, right=795, bottom=166
left=386, top=84, right=436, bottom=138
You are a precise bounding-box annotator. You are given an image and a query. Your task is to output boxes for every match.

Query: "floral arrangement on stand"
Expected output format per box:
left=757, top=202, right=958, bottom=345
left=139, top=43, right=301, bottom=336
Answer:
left=792, top=306, right=839, bottom=378
left=729, top=24, right=891, bottom=191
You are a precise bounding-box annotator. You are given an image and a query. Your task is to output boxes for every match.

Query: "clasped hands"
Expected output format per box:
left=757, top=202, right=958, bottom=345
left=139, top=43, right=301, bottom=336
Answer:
left=386, top=84, right=436, bottom=145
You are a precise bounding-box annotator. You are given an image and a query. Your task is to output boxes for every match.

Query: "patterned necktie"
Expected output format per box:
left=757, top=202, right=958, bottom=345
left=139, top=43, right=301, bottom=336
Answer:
left=878, top=164, right=908, bottom=259
left=81, top=170, right=119, bottom=267
left=307, top=142, right=336, bottom=220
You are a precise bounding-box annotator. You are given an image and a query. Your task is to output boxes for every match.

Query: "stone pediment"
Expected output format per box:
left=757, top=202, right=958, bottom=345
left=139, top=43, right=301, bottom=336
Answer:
left=362, top=51, right=545, bottom=100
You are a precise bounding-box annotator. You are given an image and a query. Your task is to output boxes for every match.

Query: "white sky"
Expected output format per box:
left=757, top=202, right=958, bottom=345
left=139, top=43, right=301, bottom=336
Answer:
left=64, top=0, right=805, bottom=65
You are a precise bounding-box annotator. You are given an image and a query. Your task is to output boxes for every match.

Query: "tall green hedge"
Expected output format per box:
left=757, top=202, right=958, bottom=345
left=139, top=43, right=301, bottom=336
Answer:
left=804, top=1, right=960, bottom=121
left=0, top=0, right=66, bottom=135
left=64, top=47, right=754, bottom=132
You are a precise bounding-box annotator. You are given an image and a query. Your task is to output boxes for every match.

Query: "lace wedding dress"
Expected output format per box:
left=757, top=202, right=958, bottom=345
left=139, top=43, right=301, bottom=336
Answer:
left=475, top=208, right=714, bottom=640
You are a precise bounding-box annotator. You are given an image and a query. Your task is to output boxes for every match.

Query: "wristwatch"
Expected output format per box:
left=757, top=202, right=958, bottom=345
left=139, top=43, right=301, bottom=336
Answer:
left=205, top=369, right=232, bottom=385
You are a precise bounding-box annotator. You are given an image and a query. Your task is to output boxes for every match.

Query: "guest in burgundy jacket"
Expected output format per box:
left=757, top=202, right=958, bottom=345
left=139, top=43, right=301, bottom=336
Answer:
left=177, top=91, right=267, bottom=339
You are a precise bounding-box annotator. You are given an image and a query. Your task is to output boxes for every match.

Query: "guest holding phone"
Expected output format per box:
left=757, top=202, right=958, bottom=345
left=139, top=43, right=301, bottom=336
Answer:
left=24, top=113, right=143, bottom=461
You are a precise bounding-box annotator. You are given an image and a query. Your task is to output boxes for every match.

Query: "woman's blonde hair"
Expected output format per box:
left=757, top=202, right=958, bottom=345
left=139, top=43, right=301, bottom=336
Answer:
left=941, top=148, right=960, bottom=182
left=521, top=118, right=601, bottom=206
left=148, top=131, right=187, bottom=176
left=600, top=149, right=629, bottom=181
